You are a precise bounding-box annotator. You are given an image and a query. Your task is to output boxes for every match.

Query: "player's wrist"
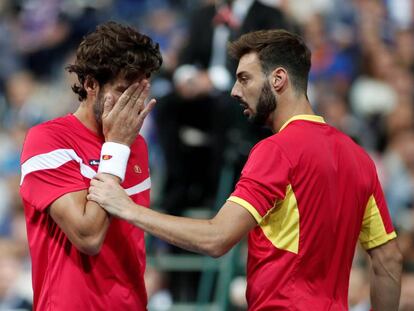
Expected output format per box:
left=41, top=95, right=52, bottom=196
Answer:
left=104, top=136, right=133, bottom=146
left=124, top=201, right=140, bottom=224
left=98, top=142, right=130, bottom=182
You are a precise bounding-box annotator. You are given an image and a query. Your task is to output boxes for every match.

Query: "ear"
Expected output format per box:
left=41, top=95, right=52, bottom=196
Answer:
left=83, top=76, right=100, bottom=98
left=270, top=67, right=288, bottom=92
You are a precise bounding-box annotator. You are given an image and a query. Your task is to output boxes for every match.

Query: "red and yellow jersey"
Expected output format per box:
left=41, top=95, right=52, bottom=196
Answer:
left=228, top=115, right=396, bottom=311
left=20, top=114, right=150, bottom=311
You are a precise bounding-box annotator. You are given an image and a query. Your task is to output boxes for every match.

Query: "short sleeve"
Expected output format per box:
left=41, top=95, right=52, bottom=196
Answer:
left=228, top=140, right=291, bottom=223
left=359, top=172, right=397, bottom=250
left=20, top=126, right=89, bottom=212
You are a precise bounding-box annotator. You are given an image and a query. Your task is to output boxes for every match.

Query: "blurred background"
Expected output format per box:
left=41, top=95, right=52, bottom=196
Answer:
left=0, top=0, right=414, bottom=310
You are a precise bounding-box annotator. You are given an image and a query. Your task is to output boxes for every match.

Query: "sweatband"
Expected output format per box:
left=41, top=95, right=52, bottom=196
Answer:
left=98, top=142, right=131, bottom=181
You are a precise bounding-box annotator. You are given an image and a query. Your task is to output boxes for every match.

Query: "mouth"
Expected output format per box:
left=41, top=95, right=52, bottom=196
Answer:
left=239, top=101, right=251, bottom=116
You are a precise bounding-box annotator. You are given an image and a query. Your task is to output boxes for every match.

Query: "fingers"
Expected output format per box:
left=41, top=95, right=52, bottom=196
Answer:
left=125, top=80, right=148, bottom=112
left=138, top=98, right=156, bottom=121
left=102, top=94, right=114, bottom=119
left=110, top=80, right=150, bottom=118
left=131, top=83, right=150, bottom=116
left=112, top=81, right=143, bottom=113
left=86, top=192, right=98, bottom=203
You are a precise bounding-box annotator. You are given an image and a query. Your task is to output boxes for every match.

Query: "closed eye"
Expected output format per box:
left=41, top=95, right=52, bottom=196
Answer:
left=236, top=71, right=250, bottom=85
left=238, top=76, right=249, bottom=85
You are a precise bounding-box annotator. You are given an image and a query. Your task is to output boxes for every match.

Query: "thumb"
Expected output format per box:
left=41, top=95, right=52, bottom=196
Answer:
left=102, top=94, right=114, bottom=119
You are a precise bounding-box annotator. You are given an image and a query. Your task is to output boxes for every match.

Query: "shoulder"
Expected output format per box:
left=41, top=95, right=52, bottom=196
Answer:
left=21, top=116, right=75, bottom=163
left=26, top=115, right=74, bottom=139
left=334, top=126, right=376, bottom=164
left=249, top=134, right=289, bottom=157
left=323, top=125, right=378, bottom=177
left=247, top=135, right=292, bottom=167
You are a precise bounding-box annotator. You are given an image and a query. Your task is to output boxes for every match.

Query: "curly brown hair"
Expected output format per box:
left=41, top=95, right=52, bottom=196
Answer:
left=66, top=21, right=163, bottom=101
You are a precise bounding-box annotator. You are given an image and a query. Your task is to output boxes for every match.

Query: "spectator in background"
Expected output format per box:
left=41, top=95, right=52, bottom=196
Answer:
left=304, top=13, right=356, bottom=101
left=348, top=266, right=370, bottom=311
left=145, top=267, right=173, bottom=311
left=13, top=0, right=71, bottom=78
left=400, top=273, right=414, bottom=311
left=317, top=91, right=375, bottom=149
left=155, top=0, right=289, bottom=216
left=0, top=240, right=31, bottom=311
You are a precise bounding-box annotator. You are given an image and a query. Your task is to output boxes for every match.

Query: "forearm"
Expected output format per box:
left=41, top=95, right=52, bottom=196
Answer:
left=88, top=175, right=256, bottom=257
left=369, top=240, right=403, bottom=311
left=62, top=199, right=111, bottom=256
left=370, top=269, right=401, bottom=311
left=124, top=202, right=226, bottom=257
left=76, top=174, right=120, bottom=239
left=78, top=199, right=110, bottom=239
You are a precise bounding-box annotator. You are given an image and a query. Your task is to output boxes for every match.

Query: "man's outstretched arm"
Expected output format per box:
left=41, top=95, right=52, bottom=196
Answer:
left=367, top=239, right=402, bottom=311
left=88, top=173, right=257, bottom=257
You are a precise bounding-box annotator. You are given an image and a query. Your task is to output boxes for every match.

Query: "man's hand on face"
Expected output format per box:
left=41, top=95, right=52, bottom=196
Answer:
left=102, top=80, right=156, bottom=146
left=87, top=173, right=134, bottom=219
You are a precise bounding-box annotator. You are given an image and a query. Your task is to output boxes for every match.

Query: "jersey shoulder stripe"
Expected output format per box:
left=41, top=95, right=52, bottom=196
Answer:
left=20, top=148, right=96, bottom=185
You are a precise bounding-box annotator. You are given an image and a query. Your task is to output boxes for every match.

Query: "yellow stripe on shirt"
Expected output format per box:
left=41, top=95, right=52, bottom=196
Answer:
left=228, top=184, right=300, bottom=254
left=359, top=195, right=397, bottom=250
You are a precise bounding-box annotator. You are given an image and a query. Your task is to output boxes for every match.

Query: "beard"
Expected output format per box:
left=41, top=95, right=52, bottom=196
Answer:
left=250, top=80, right=277, bottom=126
left=93, top=90, right=105, bottom=130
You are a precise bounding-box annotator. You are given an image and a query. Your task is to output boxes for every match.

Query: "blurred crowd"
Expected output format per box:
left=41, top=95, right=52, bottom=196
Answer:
left=0, top=0, right=414, bottom=310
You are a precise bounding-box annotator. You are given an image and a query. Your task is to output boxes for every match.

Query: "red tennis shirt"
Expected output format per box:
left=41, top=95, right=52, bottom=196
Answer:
left=20, top=114, right=150, bottom=310
left=228, top=115, right=396, bottom=310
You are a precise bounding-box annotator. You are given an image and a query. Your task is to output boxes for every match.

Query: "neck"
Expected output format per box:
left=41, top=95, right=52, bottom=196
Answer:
left=73, top=100, right=101, bottom=135
left=271, top=91, right=314, bottom=133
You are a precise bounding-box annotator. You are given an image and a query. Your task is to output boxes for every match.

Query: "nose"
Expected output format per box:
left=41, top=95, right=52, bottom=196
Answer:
left=231, top=82, right=241, bottom=99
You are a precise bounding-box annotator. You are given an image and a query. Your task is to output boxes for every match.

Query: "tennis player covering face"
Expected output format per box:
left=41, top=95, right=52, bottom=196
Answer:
left=20, top=22, right=162, bottom=310
left=88, top=30, right=402, bottom=311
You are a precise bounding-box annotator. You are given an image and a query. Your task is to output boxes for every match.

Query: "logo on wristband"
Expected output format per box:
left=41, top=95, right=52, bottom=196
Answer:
left=102, top=155, right=113, bottom=160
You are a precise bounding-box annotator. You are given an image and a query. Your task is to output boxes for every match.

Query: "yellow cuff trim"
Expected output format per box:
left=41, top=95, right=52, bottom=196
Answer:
left=361, top=231, right=397, bottom=250
left=227, top=196, right=262, bottom=224
left=279, top=115, right=325, bottom=132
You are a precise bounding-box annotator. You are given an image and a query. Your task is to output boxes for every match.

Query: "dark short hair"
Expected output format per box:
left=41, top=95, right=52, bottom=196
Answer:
left=228, top=29, right=311, bottom=93
left=67, top=21, right=163, bottom=101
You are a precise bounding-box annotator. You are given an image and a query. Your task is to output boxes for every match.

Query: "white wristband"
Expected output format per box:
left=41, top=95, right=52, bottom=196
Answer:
left=98, top=142, right=131, bottom=182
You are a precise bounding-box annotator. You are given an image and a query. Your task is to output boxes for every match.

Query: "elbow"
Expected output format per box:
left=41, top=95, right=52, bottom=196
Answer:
left=207, top=248, right=229, bottom=258
left=79, top=244, right=102, bottom=256
left=204, top=240, right=232, bottom=258
left=75, top=235, right=104, bottom=256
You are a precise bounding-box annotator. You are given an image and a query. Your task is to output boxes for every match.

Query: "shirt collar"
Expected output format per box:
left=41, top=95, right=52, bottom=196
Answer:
left=279, top=114, right=326, bottom=132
